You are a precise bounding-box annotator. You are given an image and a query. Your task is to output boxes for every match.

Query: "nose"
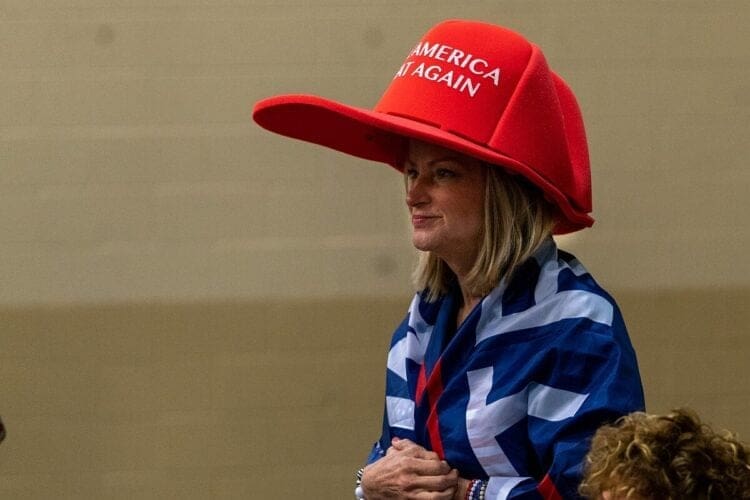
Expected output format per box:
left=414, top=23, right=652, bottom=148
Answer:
left=405, top=174, right=430, bottom=208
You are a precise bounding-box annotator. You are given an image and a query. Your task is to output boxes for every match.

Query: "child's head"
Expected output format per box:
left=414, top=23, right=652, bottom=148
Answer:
left=579, top=408, right=750, bottom=499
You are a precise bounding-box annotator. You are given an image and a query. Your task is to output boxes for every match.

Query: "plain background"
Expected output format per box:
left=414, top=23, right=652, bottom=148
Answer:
left=1, top=1, right=748, bottom=498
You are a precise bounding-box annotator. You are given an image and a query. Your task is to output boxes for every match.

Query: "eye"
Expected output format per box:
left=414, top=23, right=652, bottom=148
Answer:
left=404, top=168, right=418, bottom=180
left=435, top=167, right=456, bottom=179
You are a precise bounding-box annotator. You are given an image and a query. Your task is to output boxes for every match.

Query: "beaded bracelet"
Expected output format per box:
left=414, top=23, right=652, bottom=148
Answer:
left=465, top=479, right=487, bottom=500
left=465, top=479, right=476, bottom=500
left=354, top=467, right=365, bottom=499
left=478, top=480, right=487, bottom=500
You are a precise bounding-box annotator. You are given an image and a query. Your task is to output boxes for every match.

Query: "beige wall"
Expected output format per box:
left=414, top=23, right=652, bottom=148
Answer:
left=1, top=1, right=748, bottom=498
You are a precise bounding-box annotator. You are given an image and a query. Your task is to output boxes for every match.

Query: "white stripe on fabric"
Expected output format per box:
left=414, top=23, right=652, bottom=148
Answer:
left=406, top=293, right=432, bottom=340
left=486, top=476, right=529, bottom=499
left=528, top=383, right=588, bottom=422
left=386, top=396, right=415, bottom=430
left=466, top=367, right=523, bottom=477
left=533, top=258, right=559, bottom=307
left=386, top=337, right=408, bottom=380
left=534, top=242, right=592, bottom=307
left=404, top=293, right=433, bottom=364
left=475, top=290, right=613, bottom=345
left=532, top=239, right=559, bottom=304
left=475, top=283, right=506, bottom=338
left=386, top=294, right=432, bottom=433
left=565, top=256, right=588, bottom=277
left=467, top=368, right=589, bottom=482
left=387, top=294, right=432, bottom=380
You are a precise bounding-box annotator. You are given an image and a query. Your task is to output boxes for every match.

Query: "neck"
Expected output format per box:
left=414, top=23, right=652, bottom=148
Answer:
left=440, top=252, right=481, bottom=326
left=455, top=274, right=481, bottom=328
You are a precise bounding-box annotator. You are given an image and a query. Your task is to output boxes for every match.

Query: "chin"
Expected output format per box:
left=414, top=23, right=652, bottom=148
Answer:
left=411, top=237, right=434, bottom=253
left=411, top=231, right=438, bottom=251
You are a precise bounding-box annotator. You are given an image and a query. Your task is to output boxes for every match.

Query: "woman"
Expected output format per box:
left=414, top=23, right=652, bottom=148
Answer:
left=253, top=19, right=644, bottom=499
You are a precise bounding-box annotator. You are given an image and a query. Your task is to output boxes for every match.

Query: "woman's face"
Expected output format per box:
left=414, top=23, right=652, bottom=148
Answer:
left=404, top=140, right=486, bottom=274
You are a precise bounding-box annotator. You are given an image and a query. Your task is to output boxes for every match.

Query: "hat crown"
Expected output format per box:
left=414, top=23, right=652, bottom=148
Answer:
left=376, top=20, right=532, bottom=145
left=375, top=20, right=592, bottom=227
left=252, top=19, right=593, bottom=233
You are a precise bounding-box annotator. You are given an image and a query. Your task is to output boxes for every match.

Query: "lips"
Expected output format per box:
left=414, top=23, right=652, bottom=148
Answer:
left=411, top=214, right=440, bottom=228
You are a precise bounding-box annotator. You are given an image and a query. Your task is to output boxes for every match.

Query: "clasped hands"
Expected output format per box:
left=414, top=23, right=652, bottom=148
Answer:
left=360, top=438, right=469, bottom=499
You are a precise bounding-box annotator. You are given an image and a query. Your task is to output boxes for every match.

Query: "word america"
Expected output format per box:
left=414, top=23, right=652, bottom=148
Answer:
left=393, top=41, right=502, bottom=97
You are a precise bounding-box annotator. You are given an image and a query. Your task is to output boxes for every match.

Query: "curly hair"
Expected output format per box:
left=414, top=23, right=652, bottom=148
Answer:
left=579, top=408, right=750, bottom=499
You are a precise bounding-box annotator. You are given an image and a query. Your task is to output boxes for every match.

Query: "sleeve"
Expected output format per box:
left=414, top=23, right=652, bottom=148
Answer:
left=364, top=304, right=419, bottom=466
left=495, top=313, right=644, bottom=499
left=366, top=439, right=386, bottom=465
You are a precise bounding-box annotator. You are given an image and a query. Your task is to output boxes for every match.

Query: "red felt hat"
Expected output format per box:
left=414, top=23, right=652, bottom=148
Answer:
left=253, top=19, right=593, bottom=234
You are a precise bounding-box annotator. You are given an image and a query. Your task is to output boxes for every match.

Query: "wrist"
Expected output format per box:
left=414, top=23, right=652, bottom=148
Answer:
left=355, top=467, right=365, bottom=499
left=455, top=477, right=470, bottom=500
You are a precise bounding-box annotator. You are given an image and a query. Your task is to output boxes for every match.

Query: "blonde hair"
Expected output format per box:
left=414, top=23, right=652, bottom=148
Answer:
left=579, top=408, right=750, bottom=499
left=413, top=163, right=555, bottom=301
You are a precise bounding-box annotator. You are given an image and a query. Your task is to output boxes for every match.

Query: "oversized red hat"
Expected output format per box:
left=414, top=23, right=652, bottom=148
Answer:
left=253, top=19, right=593, bottom=234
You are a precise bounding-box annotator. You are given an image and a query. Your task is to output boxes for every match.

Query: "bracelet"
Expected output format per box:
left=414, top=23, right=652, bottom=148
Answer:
left=467, top=479, right=480, bottom=500
left=354, top=485, right=364, bottom=499
left=474, top=479, right=482, bottom=500
left=354, top=467, right=365, bottom=499
left=465, top=479, right=486, bottom=500
left=479, top=480, right=487, bottom=500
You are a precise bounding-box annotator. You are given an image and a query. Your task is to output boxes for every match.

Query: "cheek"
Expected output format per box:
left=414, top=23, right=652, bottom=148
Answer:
left=459, top=190, right=485, bottom=225
left=447, top=199, right=483, bottom=242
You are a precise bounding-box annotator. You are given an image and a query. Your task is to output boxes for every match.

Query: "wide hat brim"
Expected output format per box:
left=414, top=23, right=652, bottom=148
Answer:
left=252, top=20, right=595, bottom=235
left=254, top=93, right=593, bottom=235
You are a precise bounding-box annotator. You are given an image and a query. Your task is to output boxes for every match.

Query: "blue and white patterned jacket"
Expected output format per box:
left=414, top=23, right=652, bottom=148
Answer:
left=367, top=239, right=644, bottom=499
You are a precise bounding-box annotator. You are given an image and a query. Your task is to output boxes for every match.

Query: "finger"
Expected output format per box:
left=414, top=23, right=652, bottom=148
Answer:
left=408, top=490, right=455, bottom=500
left=410, top=447, right=443, bottom=462
left=404, top=468, right=459, bottom=493
left=428, top=487, right=457, bottom=500
left=386, top=437, right=416, bottom=456
left=392, top=456, right=448, bottom=476
left=391, top=437, right=414, bottom=449
left=405, top=481, right=457, bottom=500
left=407, top=457, right=453, bottom=475
left=391, top=439, right=444, bottom=462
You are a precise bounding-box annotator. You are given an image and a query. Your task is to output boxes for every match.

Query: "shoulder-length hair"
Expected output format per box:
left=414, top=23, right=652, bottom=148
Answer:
left=412, top=163, right=555, bottom=302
